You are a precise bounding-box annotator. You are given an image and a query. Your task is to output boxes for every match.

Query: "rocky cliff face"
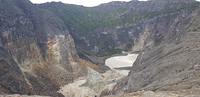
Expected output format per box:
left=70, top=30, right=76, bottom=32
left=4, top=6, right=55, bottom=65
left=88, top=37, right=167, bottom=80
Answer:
left=0, top=0, right=103, bottom=96
left=101, top=3, right=200, bottom=97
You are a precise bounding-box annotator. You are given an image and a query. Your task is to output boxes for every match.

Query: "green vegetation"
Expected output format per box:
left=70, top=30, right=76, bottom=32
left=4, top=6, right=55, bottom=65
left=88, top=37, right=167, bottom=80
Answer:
left=77, top=50, right=92, bottom=61
left=96, top=49, right=122, bottom=57
left=125, top=39, right=134, bottom=50
left=41, top=3, right=128, bottom=33
left=40, top=2, right=200, bottom=33
left=121, top=2, right=200, bottom=24
left=192, top=27, right=200, bottom=32
left=78, top=47, right=122, bottom=57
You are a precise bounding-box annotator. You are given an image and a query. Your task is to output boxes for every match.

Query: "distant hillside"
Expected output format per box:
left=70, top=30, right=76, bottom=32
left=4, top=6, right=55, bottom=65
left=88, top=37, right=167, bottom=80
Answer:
left=39, top=2, right=128, bottom=33
left=40, top=0, right=200, bottom=57
left=40, top=0, right=199, bottom=34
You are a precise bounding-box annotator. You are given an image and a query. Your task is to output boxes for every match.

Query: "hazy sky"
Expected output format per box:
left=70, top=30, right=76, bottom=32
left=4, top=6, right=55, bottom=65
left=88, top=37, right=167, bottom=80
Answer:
left=30, top=0, right=200, bottom=7
left=30, top=0, right=148, bottom=7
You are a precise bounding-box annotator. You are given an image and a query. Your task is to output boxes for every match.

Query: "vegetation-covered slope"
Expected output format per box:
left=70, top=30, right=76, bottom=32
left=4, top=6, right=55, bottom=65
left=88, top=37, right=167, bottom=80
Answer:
left=40, top=0, right=200, bottom=56
left=40, top=0, right=199, bottom=33
left=40, top=2, right=128, bottom=33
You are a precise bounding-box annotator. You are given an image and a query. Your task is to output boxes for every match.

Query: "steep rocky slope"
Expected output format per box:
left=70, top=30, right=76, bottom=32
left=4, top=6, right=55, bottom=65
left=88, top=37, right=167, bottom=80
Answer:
left=101, top=3, right=200, bottom=97
left=0, top=0, right=103, bottom=96
left=103, top=90, right=200, bottom=97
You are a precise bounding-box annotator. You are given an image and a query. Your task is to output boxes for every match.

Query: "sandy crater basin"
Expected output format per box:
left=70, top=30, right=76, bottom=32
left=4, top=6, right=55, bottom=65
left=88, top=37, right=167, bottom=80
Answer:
left=105, top=54, right=138, bottom=69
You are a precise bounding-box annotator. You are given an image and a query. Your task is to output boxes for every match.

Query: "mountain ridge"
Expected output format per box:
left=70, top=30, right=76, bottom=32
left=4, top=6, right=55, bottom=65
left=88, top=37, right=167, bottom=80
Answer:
left=40, top=0, right=200, bottom=56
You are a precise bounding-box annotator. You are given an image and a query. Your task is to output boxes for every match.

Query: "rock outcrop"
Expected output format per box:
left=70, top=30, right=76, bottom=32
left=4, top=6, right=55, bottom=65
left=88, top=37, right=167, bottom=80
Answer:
left=0, top=0, right=103, bottom=96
